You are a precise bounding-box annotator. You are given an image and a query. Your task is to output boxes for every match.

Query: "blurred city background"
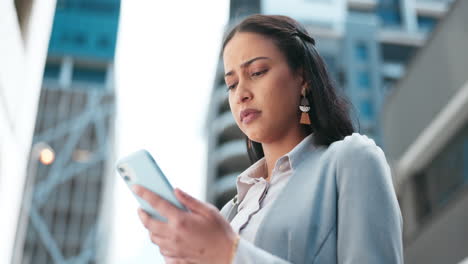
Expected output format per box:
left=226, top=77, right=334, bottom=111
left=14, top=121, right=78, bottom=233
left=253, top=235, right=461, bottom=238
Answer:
left=1, top=0, right=467, bottom=263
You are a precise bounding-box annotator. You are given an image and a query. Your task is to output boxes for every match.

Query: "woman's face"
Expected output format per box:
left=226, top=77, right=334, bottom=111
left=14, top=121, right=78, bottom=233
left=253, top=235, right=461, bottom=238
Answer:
left=223, top=32, right=305, bottom=144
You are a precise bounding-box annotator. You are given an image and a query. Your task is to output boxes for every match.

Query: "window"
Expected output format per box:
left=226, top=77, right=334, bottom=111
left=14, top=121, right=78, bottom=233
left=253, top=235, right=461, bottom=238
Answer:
left=74, top=32, right=87, bottom=46
left=355, top=43, right=369, bottom=62
left=413, top=124, right=468, bottom=222
left=357, top=71, right=371, bottom=89
left=59, top=31, right=87, bottom=47
left=377, top=0, right=402, bottom=28
left=97, top=36, right=110, bottom=49
left=417, top=16, right=438, bottom=33
left=360, top=100, right=373, bottom=119
left=43, top=62, right=61, bottom=79
left=72, top=66, right=106, bottom=84
left=381, top=44, right=416, bottom=63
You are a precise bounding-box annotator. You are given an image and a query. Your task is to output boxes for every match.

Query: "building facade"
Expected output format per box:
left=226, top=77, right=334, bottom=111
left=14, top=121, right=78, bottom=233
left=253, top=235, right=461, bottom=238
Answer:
left=11, top=0, right=120, bottom=263
left=382, top=0, right=468, bottom=262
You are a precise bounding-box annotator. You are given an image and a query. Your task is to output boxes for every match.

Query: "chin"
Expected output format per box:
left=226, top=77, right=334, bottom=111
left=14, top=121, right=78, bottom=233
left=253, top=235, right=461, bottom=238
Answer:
left=241, top=122, right=271, bottom=143
left=247, top=127, right=284, bottom=144
left=244, top=130, right=266, bottom=143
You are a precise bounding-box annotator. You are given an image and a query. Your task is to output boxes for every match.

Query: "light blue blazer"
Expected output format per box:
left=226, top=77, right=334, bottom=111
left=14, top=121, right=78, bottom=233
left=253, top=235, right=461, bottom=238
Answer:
left=220, top=133, right=404, bottom=263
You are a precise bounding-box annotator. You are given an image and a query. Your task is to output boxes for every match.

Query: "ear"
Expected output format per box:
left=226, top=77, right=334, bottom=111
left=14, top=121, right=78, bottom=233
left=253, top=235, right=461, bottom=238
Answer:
left=295, top=67, right=307, bottom=95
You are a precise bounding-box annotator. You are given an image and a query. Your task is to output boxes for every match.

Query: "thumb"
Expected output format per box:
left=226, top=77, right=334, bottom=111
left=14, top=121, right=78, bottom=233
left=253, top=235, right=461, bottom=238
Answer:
left=175, top=188, right=206, bottom=214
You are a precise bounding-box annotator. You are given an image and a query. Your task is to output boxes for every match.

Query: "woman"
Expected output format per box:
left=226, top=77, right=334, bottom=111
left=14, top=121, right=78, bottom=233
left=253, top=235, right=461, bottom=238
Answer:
left=133, top=14, right=403, bottom=264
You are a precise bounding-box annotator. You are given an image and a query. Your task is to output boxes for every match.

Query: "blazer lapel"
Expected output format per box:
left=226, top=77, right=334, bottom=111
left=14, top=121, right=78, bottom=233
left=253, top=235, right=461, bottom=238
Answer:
left=253, top=147, right=323, bottom=261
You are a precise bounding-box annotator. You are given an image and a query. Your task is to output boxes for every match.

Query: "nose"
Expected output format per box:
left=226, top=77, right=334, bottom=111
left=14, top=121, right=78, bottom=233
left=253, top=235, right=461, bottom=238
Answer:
left=235, top=82, right=253, bottom=104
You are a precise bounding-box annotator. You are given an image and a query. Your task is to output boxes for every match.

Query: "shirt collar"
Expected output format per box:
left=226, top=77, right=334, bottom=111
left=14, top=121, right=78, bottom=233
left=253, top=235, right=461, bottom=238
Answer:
left=236, top=157, right=267, bottom=202
left=235, top=133, right=316, bottom=202
left=271, top=132, right=316, bottom=172
left=286, top=132, right=316, bottom=170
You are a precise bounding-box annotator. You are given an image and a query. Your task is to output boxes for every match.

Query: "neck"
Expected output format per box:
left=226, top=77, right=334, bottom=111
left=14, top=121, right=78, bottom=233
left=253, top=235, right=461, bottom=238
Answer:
left=261, top=127, right=308, bottom=181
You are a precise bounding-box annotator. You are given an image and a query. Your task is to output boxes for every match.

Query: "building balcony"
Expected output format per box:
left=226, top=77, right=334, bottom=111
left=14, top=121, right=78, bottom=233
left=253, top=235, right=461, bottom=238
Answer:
left=214, top=139, right=249, bottom=180
left=303, top=24, right=342, bottom=40
left=414, top=0, right=451, bottom=18
left=215, top=86, right=230, bottom=114
left=379, top=29, right=426, bottom=47
left=214, top=172, right=239, bottom=198
left=212, top=111, right=242, bottom=145
left=347, top=0, right=377, bottom=10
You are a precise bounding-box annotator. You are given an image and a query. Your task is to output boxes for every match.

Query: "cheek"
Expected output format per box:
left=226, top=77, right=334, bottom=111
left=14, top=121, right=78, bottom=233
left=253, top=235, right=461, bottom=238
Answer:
left=264, top=80, right=299, bottom=117
left=264, top=96, right=297, bottom=126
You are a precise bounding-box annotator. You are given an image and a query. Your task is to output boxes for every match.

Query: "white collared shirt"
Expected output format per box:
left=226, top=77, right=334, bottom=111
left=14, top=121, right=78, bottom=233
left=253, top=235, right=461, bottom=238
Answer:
left=229, top=134, right=314, bottom=243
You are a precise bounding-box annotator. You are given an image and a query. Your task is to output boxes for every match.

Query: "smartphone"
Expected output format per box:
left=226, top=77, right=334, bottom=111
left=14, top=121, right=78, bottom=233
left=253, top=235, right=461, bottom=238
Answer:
left=115, top=149, right=188, bottom=222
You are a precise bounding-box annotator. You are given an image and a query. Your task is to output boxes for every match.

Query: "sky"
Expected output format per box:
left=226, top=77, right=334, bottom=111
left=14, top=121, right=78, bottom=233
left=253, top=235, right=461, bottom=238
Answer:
left=107, top=1, right=230, bottom=263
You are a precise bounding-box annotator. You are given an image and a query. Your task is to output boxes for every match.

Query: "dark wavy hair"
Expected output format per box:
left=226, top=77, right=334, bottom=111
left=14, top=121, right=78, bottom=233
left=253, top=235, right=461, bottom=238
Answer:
left=222, top=14, right=355, bottom=164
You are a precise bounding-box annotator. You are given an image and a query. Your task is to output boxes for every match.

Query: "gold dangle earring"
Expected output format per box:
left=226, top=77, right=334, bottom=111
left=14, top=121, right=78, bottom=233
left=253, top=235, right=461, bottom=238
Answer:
left=299, top=89, right=311, bottom=125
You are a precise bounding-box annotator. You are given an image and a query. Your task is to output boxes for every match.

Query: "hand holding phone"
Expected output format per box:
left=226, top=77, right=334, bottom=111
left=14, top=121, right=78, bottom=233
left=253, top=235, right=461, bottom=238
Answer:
left=115, top=149, right=187, bottom=222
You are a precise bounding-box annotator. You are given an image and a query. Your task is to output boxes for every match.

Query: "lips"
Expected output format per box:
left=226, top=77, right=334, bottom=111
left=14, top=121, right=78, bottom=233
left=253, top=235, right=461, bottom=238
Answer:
left=240, top=108, right=261, bottom=124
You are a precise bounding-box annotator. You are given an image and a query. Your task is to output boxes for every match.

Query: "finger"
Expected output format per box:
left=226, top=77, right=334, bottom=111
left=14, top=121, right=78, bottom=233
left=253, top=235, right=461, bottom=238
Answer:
left=160, top=249, right=177, bottom=258
left=174, top=188, right=212, bottom=215
left=137, top=208, right=170, bottom=238
left=163, top=256, right=196, bottom=264
left=133, top=185, right=182, bottom=219
left=154, top=233, right=193, bottom=259
left=149, top=231, right=170, bottom=246
left=154, top=237, right=178, bottom=259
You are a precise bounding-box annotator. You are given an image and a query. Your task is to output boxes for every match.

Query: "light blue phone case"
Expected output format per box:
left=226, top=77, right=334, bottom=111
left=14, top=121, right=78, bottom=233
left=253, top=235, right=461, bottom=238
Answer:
left=115, top=149, right=188, bottom=222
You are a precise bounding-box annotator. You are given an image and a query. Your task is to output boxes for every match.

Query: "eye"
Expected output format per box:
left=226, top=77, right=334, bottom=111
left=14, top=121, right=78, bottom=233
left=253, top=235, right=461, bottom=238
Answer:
left=227, top=83, right=237, bottom=91
left=251, top=69, right=268, bottom=78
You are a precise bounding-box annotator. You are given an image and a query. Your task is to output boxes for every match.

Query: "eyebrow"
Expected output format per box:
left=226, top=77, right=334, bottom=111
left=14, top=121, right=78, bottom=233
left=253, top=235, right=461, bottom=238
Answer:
left=224, top=56, right=271, bottom=77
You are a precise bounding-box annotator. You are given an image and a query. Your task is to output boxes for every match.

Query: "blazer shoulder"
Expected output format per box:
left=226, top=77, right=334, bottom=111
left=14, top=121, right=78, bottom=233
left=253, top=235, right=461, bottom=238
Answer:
left=327, top=133, right=387, bottom=169
left=329, top=133, right=382, bottom=156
